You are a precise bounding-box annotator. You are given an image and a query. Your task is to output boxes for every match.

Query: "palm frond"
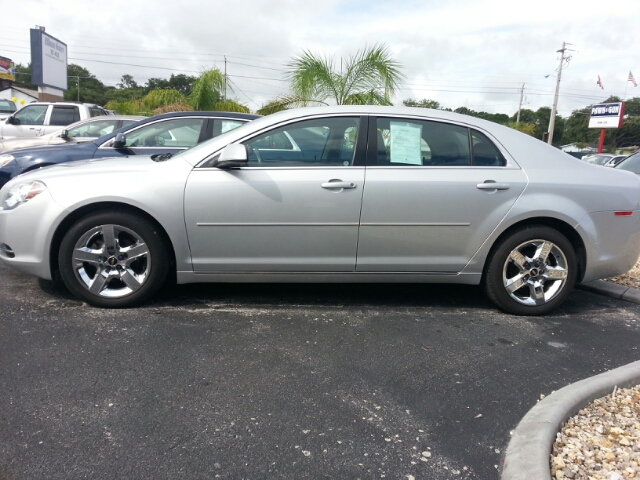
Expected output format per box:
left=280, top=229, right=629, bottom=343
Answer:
left=256, top=95, right=326, bottom=115
left=189, top=68, right=227, bottom=110
left=213, top=99, right=251, bottom=113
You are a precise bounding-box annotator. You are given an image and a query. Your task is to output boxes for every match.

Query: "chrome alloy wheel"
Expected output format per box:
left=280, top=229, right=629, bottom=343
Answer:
left=502, top=238, right=569, bottom=306
left=71, top=224, right=151, bottom=298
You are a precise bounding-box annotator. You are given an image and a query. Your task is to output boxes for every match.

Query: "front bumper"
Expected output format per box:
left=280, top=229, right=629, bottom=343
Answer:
left=0, top=189, right=67, bottom=280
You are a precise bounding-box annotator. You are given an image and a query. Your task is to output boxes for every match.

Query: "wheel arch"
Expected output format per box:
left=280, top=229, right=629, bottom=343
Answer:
left=49, top=201, right=177, bottom=280
left=483, top=217, right=587, bottom=283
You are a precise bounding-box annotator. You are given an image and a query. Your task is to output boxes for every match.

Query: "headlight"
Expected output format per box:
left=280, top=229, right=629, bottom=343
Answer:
left=2, top=181, right=47, bottom=210
left=0, top=154, right=14, bottom=167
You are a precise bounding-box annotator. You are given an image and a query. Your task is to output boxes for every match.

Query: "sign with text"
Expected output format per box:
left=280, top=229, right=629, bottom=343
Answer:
left=588, top=102, right=624, bottom=128
left=30, top=29, right=68, bottom=91
left=0, top=56, right=16, bottom=81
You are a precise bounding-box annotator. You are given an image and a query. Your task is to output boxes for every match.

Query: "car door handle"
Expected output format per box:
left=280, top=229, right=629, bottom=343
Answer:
left=477, top=181, right=510, bottom=190
left=321, top=181, right=357, bottom=189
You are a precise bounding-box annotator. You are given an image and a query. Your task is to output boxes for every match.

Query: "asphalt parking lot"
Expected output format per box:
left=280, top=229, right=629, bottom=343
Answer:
left=1, top=263, right=640, bottom=480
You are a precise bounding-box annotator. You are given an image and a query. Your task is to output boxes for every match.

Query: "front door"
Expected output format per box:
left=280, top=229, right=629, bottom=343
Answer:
left=1, top=104, right=49, bottom=138
left=184, top=115, right=366, bottom=272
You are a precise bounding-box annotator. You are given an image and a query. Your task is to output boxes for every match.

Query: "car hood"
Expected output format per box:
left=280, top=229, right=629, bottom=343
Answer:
left=3, top=154, right=194, bottom=211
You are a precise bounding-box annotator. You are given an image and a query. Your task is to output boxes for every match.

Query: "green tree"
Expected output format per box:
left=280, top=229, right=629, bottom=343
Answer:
left=12, top=63, right=37, bottom=90
left=64, top=64, right=108, bottom=104
left=260, top=44, right=403, bottom=113
left=403, top=98, right=441, bottom=109
left=106, top=68, right=248, bottom=115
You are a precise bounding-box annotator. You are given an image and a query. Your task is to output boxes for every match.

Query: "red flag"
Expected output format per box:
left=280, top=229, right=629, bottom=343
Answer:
left=597, top=75, right=603, bottom=89
left=629, top=71, right=637, bottom=87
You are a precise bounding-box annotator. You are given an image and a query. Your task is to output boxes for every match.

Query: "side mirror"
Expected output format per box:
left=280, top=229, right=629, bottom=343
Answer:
left=5, top=116, right=14, bottom=125
left=112, top=133, right=127, bottom=149
left=60, top=129, right=69, bottom=140
left=214, top=144, right=248, bottom=169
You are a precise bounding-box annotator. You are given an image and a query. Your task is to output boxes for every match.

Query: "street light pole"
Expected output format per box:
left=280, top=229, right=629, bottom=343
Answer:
left=547, top=42, right=568, bottom=145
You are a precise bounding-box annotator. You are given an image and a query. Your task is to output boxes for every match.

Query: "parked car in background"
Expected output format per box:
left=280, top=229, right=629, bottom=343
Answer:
left=0, top=111, right=259, bottom=188
left=603, top=154, right=628, bottom=167
left=0, top=115, right=145, bottom=153
left=0, top=102, right=109, bottom=140
left=614, top=152, right=640, bottom=174
left=0, top=99, right=17, bottom=120
left=581, top=153, right=618, bottom=166
left=1, top=105, right=639, bottom=316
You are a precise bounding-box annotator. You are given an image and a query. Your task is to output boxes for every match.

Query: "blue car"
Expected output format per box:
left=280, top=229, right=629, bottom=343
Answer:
left=0, top=111, right=259, bottom=188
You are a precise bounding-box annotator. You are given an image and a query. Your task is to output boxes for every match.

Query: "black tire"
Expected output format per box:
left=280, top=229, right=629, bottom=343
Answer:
left=483, top=225, right=577, bottom=316
left=58, top=211, right=169, bottom=308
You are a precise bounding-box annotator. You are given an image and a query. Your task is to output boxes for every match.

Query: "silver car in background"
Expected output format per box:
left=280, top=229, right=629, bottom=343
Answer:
left=0, top=115, right=145, bottom=153
left=1, top=105, right=639, bottom=315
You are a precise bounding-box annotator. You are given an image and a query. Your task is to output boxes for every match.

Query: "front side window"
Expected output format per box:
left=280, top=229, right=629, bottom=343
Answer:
left=242, top=117, right=360, bottom=167
left=124, top=118, right=205, bottom=148
left=13, top=105, right=48, bottom=125
left=67, top=119, right=118, bottom=138
left=90, top=107, right=107, bottom=117
left=375, top=118, right=471, bottom=166
left=50, top=106, right=81, bottom=126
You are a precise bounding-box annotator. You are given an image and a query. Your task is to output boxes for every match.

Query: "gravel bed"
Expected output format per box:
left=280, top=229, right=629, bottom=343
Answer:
left=606, top=261, right=640, bottom=289
left=547, top=265, right=640, bottom=479
left=550, top=386, right=640, bottom=479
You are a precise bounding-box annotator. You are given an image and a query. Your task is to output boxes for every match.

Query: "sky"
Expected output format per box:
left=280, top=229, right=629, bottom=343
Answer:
left=2, top=0, right=639, bottom=117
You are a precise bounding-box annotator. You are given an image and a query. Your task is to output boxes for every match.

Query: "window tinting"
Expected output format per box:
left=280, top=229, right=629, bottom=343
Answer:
left=375, top=118, right=471, bottom=166
left=243, top=117, right=360, bottom=167
left=50, top=106, right=81, bottom=126
left=90, top=107, right=107, bottom=117
left=470, top=130, right=506, bottom=166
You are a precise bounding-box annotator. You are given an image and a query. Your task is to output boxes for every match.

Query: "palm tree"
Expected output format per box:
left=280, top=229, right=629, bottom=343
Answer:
left=258, top=44, right=403, bottom=115
left=106, top=68, right=249, bottom=115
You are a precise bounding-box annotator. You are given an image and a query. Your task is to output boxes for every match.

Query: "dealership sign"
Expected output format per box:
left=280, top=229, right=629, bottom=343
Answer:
left=588, top=102, right=624, bottom=128
left=30, top=29, right=68, bottom=91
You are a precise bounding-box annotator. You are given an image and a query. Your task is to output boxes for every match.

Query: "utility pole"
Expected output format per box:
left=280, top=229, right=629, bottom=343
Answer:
left=547, top=42, right=569, bottom=145
left=76, top=76, right=80, bottom=102
left=223, top=56, right=227, bottom=101
left=516, top=83, right=525, bottom=125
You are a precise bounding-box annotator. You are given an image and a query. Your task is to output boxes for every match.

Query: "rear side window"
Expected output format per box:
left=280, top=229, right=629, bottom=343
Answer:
left=50, top=106, right=81, bottom=126
left=470, top=130, right=506, bottom=166
left=374, top=117, right=471, bottom=166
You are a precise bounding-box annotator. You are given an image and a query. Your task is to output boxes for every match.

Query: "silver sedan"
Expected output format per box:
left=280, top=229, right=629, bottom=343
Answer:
left=1, top=106, right=639, bottom=315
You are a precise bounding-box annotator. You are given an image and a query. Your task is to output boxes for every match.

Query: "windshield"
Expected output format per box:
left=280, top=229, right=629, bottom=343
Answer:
left=615, top=153, right=640, bottom=174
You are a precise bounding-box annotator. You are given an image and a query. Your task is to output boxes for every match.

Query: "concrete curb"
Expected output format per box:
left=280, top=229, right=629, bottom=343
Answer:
left=501, top=360, right=640, bottom=480
left=577, top=280, right=640, bottom=304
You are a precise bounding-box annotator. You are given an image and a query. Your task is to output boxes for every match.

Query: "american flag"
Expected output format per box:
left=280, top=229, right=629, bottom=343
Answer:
left=597, top=75, right=603, bottom=89
left=629, top=71, right=637, bottom=87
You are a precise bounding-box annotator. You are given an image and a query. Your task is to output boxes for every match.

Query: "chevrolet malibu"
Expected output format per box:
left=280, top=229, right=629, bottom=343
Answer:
left=1, top=106, right=639, bottom=315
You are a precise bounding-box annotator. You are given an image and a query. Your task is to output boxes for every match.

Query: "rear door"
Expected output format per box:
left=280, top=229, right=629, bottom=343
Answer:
left=357, top=116, right=527, bottom=272
left=43, top=105, right=81, bottom=135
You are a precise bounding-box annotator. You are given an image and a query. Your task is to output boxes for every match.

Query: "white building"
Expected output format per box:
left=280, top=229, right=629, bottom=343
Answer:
left=0, top=86, right=39, bottom=111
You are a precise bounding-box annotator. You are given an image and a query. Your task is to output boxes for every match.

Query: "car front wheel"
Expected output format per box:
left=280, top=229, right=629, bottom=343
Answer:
left=58, top=211, right=169, bottom=308
left=483, top=226, right=577, bottom=316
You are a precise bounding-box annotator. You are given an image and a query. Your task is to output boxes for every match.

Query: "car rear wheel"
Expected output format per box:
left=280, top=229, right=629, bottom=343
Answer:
left=58, top=211, right=169, bottom=308
left=483, top=226, right=577, bottom=316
